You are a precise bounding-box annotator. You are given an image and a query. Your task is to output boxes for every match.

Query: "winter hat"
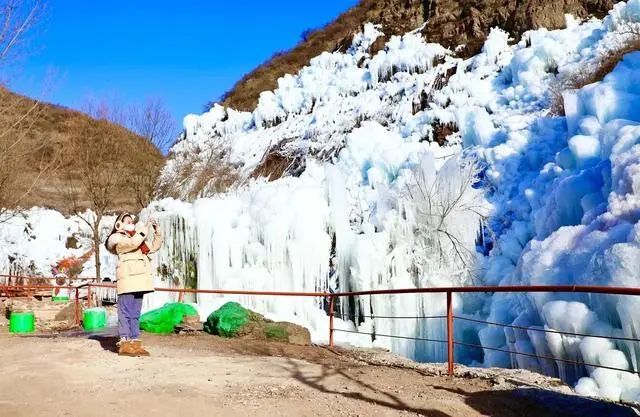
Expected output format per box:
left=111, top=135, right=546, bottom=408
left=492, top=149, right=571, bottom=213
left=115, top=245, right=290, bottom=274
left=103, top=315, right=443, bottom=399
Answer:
left=104, top=212, right=136, bottom=254
left=114, top=212, right=135, bottom=232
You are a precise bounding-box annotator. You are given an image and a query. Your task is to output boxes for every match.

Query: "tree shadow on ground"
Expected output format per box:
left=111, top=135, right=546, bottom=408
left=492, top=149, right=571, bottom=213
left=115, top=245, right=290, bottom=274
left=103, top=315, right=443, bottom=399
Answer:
left=280, top=357, right=452, bottom=416
left=431, top=384, right=640, bottom=417
left=279, top=356, right=640, bottom=417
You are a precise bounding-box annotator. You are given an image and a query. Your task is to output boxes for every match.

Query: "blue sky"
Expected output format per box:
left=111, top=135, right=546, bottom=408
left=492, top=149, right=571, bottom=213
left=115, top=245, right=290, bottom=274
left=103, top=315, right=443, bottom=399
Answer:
left=10, top=0, right=358, bottom=126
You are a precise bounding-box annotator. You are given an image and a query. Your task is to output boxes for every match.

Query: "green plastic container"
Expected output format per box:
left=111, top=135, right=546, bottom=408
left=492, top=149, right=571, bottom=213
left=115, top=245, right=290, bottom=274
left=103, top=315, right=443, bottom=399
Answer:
left=9, top=311, right=35, bottom=334
left=52, top=296, right=70, bottom=303
left=83, top=308, right=106, bottom=331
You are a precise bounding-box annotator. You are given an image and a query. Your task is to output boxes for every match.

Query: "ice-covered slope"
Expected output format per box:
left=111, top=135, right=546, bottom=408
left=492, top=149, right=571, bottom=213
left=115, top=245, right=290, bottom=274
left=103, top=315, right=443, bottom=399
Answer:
left=158, top=23, right=452, bottom=198
left=147, top=0, right=640, bottom=401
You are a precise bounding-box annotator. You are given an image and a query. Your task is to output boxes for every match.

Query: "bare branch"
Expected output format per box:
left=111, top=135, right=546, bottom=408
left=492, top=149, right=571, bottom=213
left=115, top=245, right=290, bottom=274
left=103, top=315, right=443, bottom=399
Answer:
left=0, top=0, right=49, bottom=221
left=0, top=0, right=45, bottom=76
left=128, top=97, right=177, bottom=152
left=404, top=153, right=490, bottom=284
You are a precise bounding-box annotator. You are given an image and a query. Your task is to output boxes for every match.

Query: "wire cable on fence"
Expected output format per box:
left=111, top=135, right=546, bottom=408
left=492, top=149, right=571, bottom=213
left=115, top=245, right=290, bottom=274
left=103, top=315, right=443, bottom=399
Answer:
left=334, top=323, right=639, bottom=375
left=333, top=313, right=447, bottom=320
left=453, top=315, right=640, bottom=343
left=453, top=340, right=638, bottom=374
left=333, top=328, right=448, bottom=344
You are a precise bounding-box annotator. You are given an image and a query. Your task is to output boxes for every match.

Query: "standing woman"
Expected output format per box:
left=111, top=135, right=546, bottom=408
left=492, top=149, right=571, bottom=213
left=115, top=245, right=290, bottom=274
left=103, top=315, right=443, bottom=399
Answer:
left=105, top=213, right=163, bottom=357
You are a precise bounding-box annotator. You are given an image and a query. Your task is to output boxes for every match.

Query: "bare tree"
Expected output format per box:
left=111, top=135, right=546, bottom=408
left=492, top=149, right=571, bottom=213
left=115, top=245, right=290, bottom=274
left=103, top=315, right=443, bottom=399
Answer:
left=405, top=153, right=489, bottom=283
left=59, top=117, right=128, bottom=279
left=81, top=95, right=170, bottom=208
left=0, top=92, right=59, bottom=220
left=59, top=95, right=167, bottom=276
left=129, top=97, right=176, bottom=153
left=0, top=0, right=51, bottom=222
left=82, top=95, right=177, bottom=153
left=126, top=98, right=173, bottom=207
left=0, top=0, right=45, bottom=73
left=81, top=94, right=127, bottom=126
left=126, top=145, right=164, bottom=209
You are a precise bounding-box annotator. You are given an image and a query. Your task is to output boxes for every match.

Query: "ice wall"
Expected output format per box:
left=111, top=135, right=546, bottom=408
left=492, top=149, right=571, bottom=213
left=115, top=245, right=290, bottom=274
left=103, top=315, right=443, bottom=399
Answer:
left=479, top=51, right=640, bottom=401
left=148, top=1, right=640, bottom=400
left=146, top=135, right=484, bottom=359
left=159, top=24, right=454, bottom=198
left=468, top=2, right=640, bottom=402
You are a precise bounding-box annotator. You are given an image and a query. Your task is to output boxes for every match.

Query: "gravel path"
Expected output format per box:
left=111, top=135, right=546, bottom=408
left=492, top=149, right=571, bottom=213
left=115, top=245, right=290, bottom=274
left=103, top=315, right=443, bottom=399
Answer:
left=0, top=330, right=638, bottom=417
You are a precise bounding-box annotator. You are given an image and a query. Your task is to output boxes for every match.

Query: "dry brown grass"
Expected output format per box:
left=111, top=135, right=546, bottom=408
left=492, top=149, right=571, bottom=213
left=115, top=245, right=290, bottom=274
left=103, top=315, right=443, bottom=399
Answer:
left=251, top=145, right=306, bottom=182
left=250, top=137, right=345, bottom=183
left=191, top=162, right=240, bottom=199
left=251, top=152, right=297, bottom=182
left=158, top=146, right=240, bottom=200
left=549, top=34, right=640, bottom=116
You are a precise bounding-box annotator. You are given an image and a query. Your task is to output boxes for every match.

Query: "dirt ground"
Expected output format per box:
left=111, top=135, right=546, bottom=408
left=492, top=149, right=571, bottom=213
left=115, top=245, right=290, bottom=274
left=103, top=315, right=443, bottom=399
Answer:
left=0, top=329, right=638, bottom=417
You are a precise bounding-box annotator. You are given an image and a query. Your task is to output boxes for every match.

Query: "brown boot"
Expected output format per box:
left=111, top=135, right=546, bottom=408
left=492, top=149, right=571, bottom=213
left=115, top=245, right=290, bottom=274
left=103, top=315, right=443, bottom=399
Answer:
left=131, top=340, right=150, bottom=357
left=118, top=341, right=138, bottom=357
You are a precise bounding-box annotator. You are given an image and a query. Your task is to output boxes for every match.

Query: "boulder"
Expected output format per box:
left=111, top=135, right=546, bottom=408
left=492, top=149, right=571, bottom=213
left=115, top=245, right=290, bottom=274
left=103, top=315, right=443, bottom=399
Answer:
left=205, top=302, right=311, bottom=345
left=176, top=315, right=204, bottom=333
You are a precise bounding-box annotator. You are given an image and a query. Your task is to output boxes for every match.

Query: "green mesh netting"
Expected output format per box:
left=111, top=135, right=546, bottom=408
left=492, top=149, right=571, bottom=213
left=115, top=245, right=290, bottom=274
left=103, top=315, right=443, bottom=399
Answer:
left=204, top=302, right=249, bottom=337
left=140, top=302, right=199, bottom=334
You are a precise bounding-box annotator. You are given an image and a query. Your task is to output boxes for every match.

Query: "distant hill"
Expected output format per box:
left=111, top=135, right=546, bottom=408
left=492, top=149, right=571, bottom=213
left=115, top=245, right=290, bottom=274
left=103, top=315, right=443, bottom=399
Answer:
left=0, top=88, right=164, bottom=213
left=217, top=0, right=614, bottom=112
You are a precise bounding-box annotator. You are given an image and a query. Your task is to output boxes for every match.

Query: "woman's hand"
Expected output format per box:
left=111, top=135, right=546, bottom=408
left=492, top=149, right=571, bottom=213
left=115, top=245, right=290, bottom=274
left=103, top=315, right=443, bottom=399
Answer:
left=150, top=218, right=160, bottom=233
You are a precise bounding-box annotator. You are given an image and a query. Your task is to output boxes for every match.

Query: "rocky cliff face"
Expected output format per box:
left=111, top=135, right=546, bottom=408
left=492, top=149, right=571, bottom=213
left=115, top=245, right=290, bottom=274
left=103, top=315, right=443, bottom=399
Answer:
left=219, top=0, right=614, bottom=112
left=423, top=0, right=614, bottom=54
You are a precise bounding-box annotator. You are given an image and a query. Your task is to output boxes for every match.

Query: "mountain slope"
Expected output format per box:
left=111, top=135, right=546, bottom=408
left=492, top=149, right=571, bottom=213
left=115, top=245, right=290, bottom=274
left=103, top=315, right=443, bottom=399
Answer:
left=219, top=0, right=614, bottom=112
left=0, top=88, right=164, bottom=213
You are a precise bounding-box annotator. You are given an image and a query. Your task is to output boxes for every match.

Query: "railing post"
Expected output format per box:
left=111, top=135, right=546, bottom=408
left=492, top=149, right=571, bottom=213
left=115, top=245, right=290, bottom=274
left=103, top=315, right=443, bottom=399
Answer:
left=178, top=290, right=184, bottom=303
left=74, top=286, right=80, bottom=326
left=447, top=291, right=454, bottom=376
left=329, top=295, right=335, bottom=349
left=87, top=284, right=92, bottom=308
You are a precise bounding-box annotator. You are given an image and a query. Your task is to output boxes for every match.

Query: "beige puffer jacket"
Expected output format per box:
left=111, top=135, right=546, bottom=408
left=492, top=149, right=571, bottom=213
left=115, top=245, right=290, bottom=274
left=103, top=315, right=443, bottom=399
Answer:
left=107, top=223, right=163, bottom=295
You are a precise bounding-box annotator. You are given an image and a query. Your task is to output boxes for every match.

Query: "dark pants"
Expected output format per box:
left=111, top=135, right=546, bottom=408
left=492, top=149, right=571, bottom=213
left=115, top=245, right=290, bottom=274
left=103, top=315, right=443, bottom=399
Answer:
left=118, top=292, right=144, bottom=339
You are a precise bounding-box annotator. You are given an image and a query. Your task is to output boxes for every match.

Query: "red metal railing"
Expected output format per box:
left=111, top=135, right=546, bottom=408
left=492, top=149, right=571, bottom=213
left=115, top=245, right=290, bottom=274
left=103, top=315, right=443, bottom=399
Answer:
left=327, top=285, right=640, bottom=376
left=0, top=274, right=100, bottom=282
left=4, top=281, right=640, bottom=378
left=1, top=284, right=82, bottom=325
